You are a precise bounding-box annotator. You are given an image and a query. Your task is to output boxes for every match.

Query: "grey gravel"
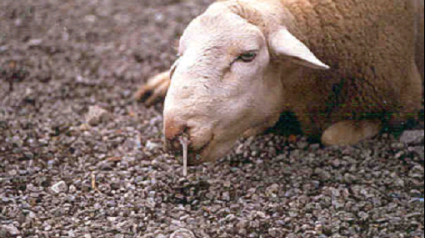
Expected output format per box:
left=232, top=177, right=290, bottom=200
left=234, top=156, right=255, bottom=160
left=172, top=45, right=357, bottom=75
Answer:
left=170, top=229, right=196, bottom=238
left=0, top=224, right=20, bottom=236
left=86, top=105, right=112, bottom=127
left=0, top=0, right=424, bottom=238
left=146, top=141, right=163, bottom=152
left=50, top=181, right=68, bottom=194
left=400, top=130, right=424, bottom=145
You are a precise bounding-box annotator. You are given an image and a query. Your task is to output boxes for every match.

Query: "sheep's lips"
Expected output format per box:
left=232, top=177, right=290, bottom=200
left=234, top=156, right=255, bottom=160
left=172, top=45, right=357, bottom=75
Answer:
left=172, top=136, right=213, bottom=166
left=170, top=149, right=204, bottom=167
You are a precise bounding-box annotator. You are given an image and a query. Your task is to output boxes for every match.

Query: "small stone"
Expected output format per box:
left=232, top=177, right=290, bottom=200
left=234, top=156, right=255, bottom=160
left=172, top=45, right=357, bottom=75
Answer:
left=410, top=146, right=424, bottom=160
left=235, top=144, right=244, bottom=155
left=145, top=141, right=162, bottom=151
left=86, top=106, right=111, bottom=126
left=344, top=173, right=358, bottom=183
left=68, top=230, right=75, bottom=237
left=222, top=192, right=230, bottom=201
left=0, top=45, right=8, bottom=53
left=69, top=185, right=77, bottom=193
left=310, top=144, right=321, bottom=150
left=266, top=184, right=279, bottom=197
left=106, top=200, right=116, bottom=207
left=411, top=189, right=422, bottom=197
left=297, top=141, right=309, bottom=149
left=332, top=159, right=341, bottom=168
left=9, top=170, right=17, bottom=176
left=114, top=14, right=131, bottom=24
left=85, top=15, right=97, bottom=23
left=268, top=228, right=284, bottom=237
left=51, top=181, right=68, bottom=194
left=23, top=151, right=34, bottom=160
left=79, top=123, right=90, bottom=131
left=315, top=224, right=323, bottom=234
left=1, top=224, right=20, bottom=236
left=315, top=168, right=332, bottom=181
left=27, top=39, right=43, bottom=47
left=400, top=130, right=424, bottom=144
left=170, top=229, right=195, bottom=238
left=14, top=19, right=21, bottom=26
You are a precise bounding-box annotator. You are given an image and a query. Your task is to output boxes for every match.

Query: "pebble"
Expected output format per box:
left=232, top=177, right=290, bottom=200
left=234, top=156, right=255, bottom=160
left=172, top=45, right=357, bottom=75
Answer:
left=145, top=141, right=162, bottom=151
left=50, top=181, right=68, bottom=194
left=297, top=141, right=309, bottom=149
left=86, top=106, right=111, bottom=126
left=222, top=191, right=230, bottom=201
left=410, top=146, right=425, bottom=160
left=0, top=45, right=8, bottom=53
left=27, top=39, right=43, bottom=47
left=400, top=130, right=424, bottom=144
left=0, top=224, right=20, bottom=236
left=170, top=229, right=196, bottom=238
left=85, top=15, right=97, bottom=23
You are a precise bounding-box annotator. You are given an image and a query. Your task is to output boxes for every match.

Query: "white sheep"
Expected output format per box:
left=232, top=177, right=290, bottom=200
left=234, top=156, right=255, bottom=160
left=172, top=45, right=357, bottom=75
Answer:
left=136, top=0, right=424, bottom=164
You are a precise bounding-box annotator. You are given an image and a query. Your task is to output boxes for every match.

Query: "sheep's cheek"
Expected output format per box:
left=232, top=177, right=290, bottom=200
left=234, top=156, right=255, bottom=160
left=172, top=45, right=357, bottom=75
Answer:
left=200, top=137, right=238, bottom=163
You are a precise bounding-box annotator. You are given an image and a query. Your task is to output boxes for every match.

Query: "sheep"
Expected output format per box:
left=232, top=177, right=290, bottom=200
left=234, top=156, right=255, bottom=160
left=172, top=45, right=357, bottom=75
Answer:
left=135, top=0, right=424, bottom=165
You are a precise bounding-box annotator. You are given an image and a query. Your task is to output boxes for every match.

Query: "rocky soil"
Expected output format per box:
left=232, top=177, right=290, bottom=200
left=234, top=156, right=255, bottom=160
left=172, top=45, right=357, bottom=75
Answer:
left=0, top=0, right=424, bottom=237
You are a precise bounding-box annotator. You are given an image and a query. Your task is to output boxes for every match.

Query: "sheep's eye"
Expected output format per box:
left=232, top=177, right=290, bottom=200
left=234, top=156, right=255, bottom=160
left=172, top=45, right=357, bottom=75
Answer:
left=238, top=52, right=257, bottom=62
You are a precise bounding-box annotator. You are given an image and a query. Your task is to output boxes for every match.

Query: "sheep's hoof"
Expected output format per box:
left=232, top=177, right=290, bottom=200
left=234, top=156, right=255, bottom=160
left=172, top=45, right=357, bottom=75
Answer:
left=134, top=71, right=170, bottom=106
left=321, top=120, right=382, bottom=146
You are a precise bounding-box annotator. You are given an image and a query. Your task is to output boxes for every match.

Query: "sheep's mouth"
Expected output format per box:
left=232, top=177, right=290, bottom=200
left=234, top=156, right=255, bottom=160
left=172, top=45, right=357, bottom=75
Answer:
left=186, top=138, right=213, bottom=164
left=166, top=132, right=215, bottom=166
left=184, top=132, right=216, bottom=162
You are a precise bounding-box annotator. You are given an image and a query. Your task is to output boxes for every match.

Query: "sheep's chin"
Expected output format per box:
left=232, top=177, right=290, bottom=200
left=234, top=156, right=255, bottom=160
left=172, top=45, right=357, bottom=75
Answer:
left=187, top=136, right=238, bottom=166
left=187, top=117, right=277, bottom=165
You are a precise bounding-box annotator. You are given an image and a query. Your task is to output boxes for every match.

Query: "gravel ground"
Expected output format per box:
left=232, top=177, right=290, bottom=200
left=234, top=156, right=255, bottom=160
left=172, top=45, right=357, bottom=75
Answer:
left=0, top=0, right=424, bottom=237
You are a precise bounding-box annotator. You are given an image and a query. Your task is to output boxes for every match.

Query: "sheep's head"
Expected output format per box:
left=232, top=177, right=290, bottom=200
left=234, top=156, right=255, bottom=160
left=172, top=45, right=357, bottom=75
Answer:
left=164, top=1, right=329, bottom=165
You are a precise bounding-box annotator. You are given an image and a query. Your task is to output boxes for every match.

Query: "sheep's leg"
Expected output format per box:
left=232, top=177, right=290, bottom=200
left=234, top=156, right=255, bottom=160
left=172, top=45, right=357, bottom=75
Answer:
left=321, top=120, right=382, bottom=146
left=416, top=0, right=424, bottom=80
left=390, top=61, right=424, bottom=129
left=134, top=71, right=170, bottom=106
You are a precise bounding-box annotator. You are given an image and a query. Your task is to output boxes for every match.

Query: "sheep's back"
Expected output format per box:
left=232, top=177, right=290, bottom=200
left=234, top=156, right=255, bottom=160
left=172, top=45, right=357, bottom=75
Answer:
left=281, top=0, right=419, bottom=123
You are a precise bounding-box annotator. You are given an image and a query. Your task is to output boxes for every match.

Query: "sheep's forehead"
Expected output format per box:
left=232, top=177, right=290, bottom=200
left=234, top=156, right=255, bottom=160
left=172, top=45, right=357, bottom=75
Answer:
left=180, top=13, right=265, bottom=56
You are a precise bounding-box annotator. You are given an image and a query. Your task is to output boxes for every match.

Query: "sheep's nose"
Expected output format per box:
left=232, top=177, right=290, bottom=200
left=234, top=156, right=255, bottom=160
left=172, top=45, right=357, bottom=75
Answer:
left=164, top=116, right=188, bottom=151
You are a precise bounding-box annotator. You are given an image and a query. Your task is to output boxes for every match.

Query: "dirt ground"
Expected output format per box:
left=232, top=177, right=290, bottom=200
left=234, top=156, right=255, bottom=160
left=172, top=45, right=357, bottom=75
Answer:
left=0, top=0, right=424, bottom=238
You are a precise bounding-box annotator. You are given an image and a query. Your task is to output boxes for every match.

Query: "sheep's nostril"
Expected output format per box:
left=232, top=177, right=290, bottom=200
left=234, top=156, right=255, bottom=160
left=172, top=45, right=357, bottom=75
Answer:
left=164, top=136, right=188, bottom=155
left=163, top=116, right=190, bottom=153
left=164, top=116, right=188, bottom=141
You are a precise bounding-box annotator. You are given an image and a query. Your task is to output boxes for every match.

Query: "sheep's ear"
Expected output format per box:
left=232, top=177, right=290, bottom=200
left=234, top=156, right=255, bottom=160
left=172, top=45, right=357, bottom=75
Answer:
left=269, top=28, right=330, bottom=70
